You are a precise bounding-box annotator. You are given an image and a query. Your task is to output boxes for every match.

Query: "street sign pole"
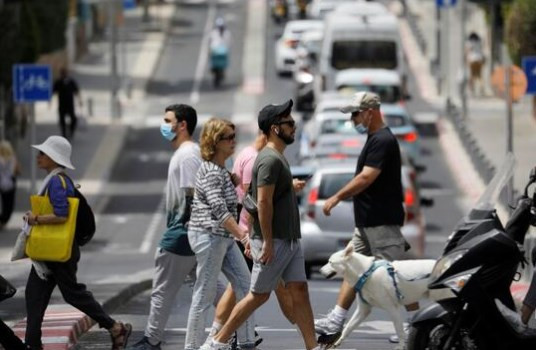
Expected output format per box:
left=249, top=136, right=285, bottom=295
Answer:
left=12, top=64, right=52, bottom=194
left=30, top=103, right=36, bottom=194
left=109, top=0, right=120, bottom=119
left=503, top=45, right=514, bottom=207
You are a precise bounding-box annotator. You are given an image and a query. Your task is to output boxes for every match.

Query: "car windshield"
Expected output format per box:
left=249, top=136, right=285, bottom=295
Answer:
left=337, top=84, right=401, bottom=103
left=472, top=152, right=515, bottom=211
left=331, top=41, right=397, bottom=70
left=320, top=114, right=407, bottom=135
left=319, top=172, right=355, bottom=200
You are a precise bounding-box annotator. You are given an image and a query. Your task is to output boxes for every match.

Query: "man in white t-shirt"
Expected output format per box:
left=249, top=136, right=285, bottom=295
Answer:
left=128, top=104, right=225, bottom=350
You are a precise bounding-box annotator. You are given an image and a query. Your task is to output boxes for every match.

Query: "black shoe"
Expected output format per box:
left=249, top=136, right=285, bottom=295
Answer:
left=126, top=336, right=161, bottom=350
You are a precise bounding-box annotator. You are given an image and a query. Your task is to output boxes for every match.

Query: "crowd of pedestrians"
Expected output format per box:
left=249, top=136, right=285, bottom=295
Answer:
left=1, top=91, right=426, bottom=350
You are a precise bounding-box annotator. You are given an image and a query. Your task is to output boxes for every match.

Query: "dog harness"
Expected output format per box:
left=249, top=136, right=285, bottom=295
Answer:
left=353, top=260, right=404, bottom=304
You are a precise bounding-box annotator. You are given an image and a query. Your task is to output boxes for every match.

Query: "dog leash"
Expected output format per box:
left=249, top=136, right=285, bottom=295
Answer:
left=353, top=260, right=404, bottom=305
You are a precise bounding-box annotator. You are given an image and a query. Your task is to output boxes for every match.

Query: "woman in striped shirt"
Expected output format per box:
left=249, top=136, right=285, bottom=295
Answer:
left=185, top=119, right=255, bottom=350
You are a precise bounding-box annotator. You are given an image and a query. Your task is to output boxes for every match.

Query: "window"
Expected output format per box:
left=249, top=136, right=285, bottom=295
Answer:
left=336, top=84, right=402, bottom=103
left=331, top=41, right=397, bottom=70
left=384, top=114, right=407, bottom=127
left=319, top=173, right=355, bottom=200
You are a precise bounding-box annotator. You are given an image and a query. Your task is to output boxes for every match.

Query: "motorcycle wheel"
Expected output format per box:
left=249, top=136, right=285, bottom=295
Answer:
left=407, top=321, right=441, bottom=350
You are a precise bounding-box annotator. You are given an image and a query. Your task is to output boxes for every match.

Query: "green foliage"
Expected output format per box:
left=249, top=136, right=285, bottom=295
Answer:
left=505, top=0, right=536, bottom=65
left=0, top=0, right=69, bottom=87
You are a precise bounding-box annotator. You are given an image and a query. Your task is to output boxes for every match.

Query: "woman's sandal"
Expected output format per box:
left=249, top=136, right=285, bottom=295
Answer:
left=110, top=322, right=132, bottom=350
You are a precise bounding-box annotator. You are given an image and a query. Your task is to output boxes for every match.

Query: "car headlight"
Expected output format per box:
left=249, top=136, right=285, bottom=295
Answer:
left=442, top=267, right=480, bottom=292
left=430, top=249, right=468, bottom=281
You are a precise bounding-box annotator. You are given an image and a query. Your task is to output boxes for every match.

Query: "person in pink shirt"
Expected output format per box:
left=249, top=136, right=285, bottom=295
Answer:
left=203, top=133, right=295, bottom=347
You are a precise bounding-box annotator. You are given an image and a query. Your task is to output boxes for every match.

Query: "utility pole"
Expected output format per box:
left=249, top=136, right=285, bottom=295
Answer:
left=503, top=44, right=514, bottom=207
left=436, top=3, right=441, bottom=94
left=459, top=0, right=467, bottom=118
left=109, top=0, right=120, bottom=119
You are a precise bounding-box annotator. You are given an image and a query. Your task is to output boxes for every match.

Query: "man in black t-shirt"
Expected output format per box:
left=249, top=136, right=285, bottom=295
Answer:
left=53, top=68, right=82, bottom=139
left=315, top=92, right=411, bottom=343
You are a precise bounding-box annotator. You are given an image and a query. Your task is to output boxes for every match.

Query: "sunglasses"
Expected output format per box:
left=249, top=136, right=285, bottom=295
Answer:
left=38, top=151, right=45, bottom=156
left=276, top=120, right=296, bottom=128
left=350, top=110, right=362, bottom=118
left=220, top=133, right=236, bottom=142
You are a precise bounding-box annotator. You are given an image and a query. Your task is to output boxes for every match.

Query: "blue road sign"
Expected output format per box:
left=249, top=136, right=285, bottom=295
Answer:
left=522, top=56, right=536, bottom=95
left=437, top=0, right=457, bottom=7
left=124, top=0, right=136, bottom=10
left=12, top=64, right=52, bottom=103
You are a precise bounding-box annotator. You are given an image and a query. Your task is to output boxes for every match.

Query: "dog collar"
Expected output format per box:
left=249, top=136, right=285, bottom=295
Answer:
left=353, top=260, right=404, bottom=304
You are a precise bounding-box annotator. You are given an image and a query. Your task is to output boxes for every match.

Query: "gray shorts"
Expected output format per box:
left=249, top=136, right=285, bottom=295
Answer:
left=352, top=226, right=408, bottom=261
left=249, top=239, right=306, bottom=294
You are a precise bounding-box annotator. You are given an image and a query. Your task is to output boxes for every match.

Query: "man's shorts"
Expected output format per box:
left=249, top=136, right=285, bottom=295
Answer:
left=249, top=238, right=306, bottom=294
left=351, top=226, right=408, bottom=261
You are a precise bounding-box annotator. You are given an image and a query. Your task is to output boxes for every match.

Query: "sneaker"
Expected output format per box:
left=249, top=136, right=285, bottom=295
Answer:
left=388, top=323, right=409, bottom=344
left=314, top=314, right=343, bottom=335
left=229, top=330, right=263, bottom=349
left=126, top=336, right=161, bottom=350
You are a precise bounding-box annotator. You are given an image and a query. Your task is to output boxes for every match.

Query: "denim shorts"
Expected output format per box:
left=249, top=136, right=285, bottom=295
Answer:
left=249, top=238, right=306, bottom=293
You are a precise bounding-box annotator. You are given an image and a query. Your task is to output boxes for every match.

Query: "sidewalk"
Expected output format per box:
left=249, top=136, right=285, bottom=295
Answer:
left=401, top=0, right=536, bottom=304
left=1, top=3, right=176, bottom=350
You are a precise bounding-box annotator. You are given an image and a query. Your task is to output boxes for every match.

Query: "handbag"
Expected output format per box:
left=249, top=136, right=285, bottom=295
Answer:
left=0, top=274, right=16, bottom=302
left=242, top=193, right=258, bottom=216
left=25, top=176, right=80, bottom=262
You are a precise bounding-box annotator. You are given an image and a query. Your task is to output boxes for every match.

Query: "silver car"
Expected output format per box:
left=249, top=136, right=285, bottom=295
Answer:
left=296, top=159, right=425, bottom=278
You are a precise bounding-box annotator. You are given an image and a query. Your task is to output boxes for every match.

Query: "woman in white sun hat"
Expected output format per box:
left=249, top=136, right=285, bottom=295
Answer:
left=22, top=136, right=132, bottom=350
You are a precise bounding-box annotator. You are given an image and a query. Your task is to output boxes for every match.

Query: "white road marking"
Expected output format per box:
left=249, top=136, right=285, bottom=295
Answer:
left=139, top=195, right=166, bottom=253
left=190, top=0, right=217, bottom=104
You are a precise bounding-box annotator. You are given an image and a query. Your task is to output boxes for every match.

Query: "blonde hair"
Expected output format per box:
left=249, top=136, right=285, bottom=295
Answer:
left=200, top=118, right=235, bottom=161
left=0, top=140, right=14, bottom=159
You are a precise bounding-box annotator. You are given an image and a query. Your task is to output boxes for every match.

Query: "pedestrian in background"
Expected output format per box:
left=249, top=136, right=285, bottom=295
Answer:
left=315, top=92, right=410, bottom=344
left=23, top=136, right=131, bottom=350
left=211, top=100, right=322, bottom=350
left=0, top=140, right=21, bottom=228
left=185, top=118, right=255, bottom=350
left=466, top=32, right=485, bottom=96
left=53, top=68, right=82, bottom=139
left=128, top=105, right=225, bottom=350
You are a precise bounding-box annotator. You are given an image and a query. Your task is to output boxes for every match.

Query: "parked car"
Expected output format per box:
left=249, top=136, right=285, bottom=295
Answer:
left=275, top=20, right=324, bottom=75
left=294, top=158, right=426, bottom=278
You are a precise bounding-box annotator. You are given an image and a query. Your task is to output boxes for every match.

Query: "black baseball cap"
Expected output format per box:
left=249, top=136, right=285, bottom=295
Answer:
left=258, top=99, right=293, bottom=133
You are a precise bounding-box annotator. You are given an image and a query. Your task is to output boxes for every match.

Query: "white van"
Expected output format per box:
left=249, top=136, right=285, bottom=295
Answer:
left=317, top=12, right=407, bottom=94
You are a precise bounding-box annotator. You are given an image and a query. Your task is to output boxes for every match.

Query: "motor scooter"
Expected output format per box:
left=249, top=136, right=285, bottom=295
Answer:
left=408, top=154, right=536, bottom=350
left=210, top=45, right=228, bottom=88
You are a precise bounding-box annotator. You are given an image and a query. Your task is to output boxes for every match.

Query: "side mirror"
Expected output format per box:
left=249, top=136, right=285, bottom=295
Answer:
left=420, top=197, right=434, bottom=207
left=530, top=167, right=536, bottom=181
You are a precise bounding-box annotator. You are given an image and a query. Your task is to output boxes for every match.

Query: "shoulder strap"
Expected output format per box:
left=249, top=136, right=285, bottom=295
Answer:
left=45, top=174, right=67, bottom=197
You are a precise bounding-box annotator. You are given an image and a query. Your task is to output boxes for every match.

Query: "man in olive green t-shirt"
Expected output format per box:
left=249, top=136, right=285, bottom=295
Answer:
left=211, top=100, right=322, bottom=350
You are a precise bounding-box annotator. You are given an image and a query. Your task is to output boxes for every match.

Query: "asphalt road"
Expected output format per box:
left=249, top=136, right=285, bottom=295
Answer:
left=1, top=0, right=467, bottom=349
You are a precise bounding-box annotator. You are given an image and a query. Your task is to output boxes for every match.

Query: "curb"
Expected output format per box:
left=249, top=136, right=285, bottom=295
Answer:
left=12, top=279, right=152, bottom=350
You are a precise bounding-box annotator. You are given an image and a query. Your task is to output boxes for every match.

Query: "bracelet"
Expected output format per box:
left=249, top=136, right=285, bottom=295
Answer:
left=240, top=235, right=249, bottom=245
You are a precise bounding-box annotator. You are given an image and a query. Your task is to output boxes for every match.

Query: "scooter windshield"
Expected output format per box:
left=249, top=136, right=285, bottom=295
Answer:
left=472, top=152, right=515, bottom=212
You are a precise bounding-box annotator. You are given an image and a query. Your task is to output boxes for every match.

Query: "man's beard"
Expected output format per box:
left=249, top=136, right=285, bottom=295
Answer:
left=278, top=130, right=295, bottom=145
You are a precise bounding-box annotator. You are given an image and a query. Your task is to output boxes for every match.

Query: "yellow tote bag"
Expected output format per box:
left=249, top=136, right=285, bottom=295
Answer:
left=25, top=178, right=79, bottom=262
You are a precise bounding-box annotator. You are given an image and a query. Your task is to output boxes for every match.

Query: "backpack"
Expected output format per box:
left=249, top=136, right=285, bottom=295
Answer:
left=59, top=174, right=96, bottom=246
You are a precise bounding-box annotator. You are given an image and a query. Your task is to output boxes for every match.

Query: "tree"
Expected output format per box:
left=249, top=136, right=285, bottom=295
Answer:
left=0, top=0, right=68, bottom=141
left=505, top=0, right=536, bottom=118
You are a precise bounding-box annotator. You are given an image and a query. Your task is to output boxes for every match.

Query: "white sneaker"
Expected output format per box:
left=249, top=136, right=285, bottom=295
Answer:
left=388, top=323, right=409, bottom=343
left=314, top=313, right=343, bottom=335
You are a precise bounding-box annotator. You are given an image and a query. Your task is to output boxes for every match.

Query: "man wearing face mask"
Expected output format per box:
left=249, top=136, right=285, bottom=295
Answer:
left=129, top=104, right=226, bottom=350
left=314, top=92, right=410, bottom=344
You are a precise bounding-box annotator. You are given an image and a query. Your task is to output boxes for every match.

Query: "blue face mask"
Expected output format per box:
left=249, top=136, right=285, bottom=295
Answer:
left=354, top=124, right=368, bottom=134
left=160, top=123, right=177, bottom=141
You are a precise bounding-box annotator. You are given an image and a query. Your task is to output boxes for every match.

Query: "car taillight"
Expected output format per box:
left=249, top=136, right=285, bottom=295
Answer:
left=341, top=139, right=360, bottom=147
left=307, top=188, right=318, bottom=219
left=404, top=188, right=415, bottom=207
left=285, top=39, right=298, bottom=48
left=400, top=131, right=418, bottom=143
left=328, top=153, right=348, bottom=159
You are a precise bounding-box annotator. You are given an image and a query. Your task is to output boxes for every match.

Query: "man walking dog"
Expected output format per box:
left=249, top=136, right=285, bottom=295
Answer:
left=316, top=92, right=412, bottom=344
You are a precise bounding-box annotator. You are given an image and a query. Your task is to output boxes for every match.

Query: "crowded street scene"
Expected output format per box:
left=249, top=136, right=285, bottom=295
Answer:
left=1, top=0, right=536, bottom=349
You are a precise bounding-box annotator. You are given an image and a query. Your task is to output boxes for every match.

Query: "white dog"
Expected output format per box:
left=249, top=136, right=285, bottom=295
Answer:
left=319, top=248, right=436, bottom=349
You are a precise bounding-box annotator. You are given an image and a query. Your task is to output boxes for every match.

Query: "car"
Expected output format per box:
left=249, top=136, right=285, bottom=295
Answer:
left=301, top=101, right=421, bottom=162
left=294, top=159, right=426, bottom=278
left=275, top=20, right=324, bottom=75
left=307, top=0, right=353, bottom=19
left=334, top=68, right=410, bottom=103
